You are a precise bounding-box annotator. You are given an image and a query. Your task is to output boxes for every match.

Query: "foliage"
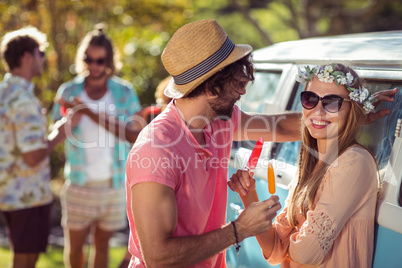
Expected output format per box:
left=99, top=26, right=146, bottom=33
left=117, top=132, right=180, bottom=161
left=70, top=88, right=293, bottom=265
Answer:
left=1, top=0, right=401, bottom=105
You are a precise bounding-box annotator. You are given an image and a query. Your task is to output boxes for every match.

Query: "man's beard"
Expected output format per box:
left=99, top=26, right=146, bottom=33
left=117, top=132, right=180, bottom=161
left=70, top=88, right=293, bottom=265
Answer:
left=88, top=70, right=107, bottom=80
left=209, top=98, right=237, bottom=121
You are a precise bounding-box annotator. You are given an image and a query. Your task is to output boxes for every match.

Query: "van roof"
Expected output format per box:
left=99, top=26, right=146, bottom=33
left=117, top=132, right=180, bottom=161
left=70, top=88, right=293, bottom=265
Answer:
left=252, top=31, right=402, bottom=68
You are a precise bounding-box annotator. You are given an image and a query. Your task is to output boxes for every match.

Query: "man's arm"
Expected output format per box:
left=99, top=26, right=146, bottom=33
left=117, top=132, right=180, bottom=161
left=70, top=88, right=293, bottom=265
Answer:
left=22, top=114, right=79, bottom=167
left=59, top=98, right=146, bottom=143
left=234, top=110, right=301, bottom=142
left=131, top=182, right=281, bottom=268
left=80, top=109, right=145, bottom=143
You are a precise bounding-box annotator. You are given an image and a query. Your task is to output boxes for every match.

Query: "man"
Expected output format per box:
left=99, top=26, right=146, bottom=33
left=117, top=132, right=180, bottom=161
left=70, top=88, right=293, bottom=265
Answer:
left=125, top=19, right=288, bottom=268
left=126, top=19, right=397, bottom=268
left=50, top=25, right=143, bottom=268
left=0, top=26, right=75, bottom=268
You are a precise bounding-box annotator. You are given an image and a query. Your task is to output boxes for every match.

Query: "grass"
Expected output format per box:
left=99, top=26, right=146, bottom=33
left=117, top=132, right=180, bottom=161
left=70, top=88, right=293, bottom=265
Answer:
left=0, top=245, right=128, bottom=268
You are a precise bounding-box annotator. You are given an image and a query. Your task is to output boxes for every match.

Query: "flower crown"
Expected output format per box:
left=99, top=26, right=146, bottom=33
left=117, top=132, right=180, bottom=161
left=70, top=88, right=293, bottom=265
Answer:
left=296, top=65, right=376, bottom=114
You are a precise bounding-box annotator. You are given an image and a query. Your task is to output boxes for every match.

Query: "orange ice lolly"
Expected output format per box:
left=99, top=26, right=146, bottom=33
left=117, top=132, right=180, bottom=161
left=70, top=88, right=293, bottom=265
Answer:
left=267, top=162, right=276, bottom=194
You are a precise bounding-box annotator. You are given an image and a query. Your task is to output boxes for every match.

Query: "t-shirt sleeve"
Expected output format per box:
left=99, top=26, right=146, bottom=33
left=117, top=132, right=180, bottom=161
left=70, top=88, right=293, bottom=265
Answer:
left=10, top=92, right=47, bottom=153
left=126, top=144, right=180, bottom=190
left=126, top=83, right=142, bottom=115
left=287, top=148, right=377, bottom=265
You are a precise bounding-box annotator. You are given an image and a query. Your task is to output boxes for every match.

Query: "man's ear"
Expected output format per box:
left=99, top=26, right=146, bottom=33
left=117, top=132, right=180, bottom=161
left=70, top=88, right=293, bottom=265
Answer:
left=205, top=85, right=221, bottom=99
left=21, top=50, right=33, bottom=64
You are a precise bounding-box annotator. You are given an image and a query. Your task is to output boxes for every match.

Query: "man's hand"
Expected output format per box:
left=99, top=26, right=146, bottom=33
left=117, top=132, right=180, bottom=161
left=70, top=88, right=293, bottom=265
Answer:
left=235, top=195, right=281, bottom=242
left=366, top=88, right=398, bottom=124
left=57, top=97, right=89, bottom=115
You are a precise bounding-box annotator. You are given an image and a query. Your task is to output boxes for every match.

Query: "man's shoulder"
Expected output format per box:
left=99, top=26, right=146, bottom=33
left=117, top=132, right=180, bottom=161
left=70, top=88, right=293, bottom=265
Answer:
left=0, top=81, right=29, bottom=107
left=58, top=76, right=84, bottom=91
left=135, top=117, right=186, bottom=149
left=108, top=76, right=134, bottom=89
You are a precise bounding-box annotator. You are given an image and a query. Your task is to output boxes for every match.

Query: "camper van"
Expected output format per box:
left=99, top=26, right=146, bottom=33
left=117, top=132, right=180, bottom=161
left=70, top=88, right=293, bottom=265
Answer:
left=226, top=31, right=402, bottom=267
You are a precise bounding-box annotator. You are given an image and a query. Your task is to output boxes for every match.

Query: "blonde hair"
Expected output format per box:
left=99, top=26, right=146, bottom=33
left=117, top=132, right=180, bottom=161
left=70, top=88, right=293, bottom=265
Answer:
left=287, top=63, right=376, bottom=227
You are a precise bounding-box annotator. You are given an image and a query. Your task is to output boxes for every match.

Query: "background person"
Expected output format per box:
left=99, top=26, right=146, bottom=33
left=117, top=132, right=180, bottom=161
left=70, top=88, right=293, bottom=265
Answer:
left=0, top=26, right=77, bottom=268
left=229, top=63, right=382, bottom=267
left=50, top=25, right=143, bottom=268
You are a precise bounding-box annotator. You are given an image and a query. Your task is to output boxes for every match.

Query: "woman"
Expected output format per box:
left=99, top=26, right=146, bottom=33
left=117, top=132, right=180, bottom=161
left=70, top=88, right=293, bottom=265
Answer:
left=228, top=63, right=379, bottom=267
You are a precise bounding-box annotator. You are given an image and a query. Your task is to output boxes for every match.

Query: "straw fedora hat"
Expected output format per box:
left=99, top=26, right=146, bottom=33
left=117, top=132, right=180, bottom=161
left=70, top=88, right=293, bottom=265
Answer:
left=162, top=19, right=252, bottom=99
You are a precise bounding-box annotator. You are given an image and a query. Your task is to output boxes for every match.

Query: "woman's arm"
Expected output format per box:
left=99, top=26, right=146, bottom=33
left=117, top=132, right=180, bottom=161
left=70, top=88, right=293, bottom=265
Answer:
left=228, top=169, right=277, bottom=259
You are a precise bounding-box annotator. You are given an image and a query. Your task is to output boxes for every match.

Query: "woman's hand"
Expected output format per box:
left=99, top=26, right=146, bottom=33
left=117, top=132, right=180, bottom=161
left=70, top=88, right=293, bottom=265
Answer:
left=228, top=169, right=257, bottom=196
left=366, top=87, right=398, bottom=124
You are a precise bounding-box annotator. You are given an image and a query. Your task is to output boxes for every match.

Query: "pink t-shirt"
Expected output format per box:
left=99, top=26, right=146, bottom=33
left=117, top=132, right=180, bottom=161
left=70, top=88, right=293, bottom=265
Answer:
left=268, top=146, right=378, bottom=268
left=126, top=101, right=240, bottom=267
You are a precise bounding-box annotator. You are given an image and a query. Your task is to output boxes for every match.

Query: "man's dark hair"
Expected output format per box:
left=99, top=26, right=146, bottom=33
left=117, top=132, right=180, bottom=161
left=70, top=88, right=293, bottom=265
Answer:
left=0, top=26, right=47, bottom=71
left=75, top=23, right=118, bottom=76
left=185, top=54, right=254, bottom=99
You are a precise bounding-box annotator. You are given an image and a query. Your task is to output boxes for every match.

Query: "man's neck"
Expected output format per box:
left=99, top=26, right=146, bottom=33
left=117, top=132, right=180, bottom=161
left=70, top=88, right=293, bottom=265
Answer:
left=11, top=68, right=32, bottom=82
left=84, top=76, right=108, bottom=100
left=175, top=96, right=212, bottom=146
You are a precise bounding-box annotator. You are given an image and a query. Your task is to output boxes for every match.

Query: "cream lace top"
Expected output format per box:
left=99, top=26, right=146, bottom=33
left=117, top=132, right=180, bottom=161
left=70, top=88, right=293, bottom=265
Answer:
left=267, top=146, right=378, bottom=268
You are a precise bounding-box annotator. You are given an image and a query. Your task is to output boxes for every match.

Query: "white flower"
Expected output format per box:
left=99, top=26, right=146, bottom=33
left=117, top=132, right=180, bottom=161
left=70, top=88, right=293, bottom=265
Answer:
left=346, top=72, right=354, bottom=85
left=340, top=77, right=347, bottom=85
left=336, top=76, right=347, bottom=85
left=349, top=90, right=361, bottom=102
left=363, top=101, right=375, bottom=114
left=296, top=68, right=308, bottom=85
left=317, top=70, right=335, bottom=83
left=317, top=71, right=325, bottom=82
left=324, top=65, right=333, bottom=74
left=326, top=75, right=335, bottom=83
left=359, top=87, right=369, bottom=102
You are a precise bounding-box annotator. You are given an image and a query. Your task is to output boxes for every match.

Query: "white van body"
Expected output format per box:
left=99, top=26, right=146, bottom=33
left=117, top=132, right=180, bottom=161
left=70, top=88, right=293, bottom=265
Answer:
left=227, top=31, right=402, bottom=268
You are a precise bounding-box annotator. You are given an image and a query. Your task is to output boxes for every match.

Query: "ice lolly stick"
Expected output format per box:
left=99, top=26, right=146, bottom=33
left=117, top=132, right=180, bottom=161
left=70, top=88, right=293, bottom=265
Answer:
left=268, top=162, right=276, bottom=194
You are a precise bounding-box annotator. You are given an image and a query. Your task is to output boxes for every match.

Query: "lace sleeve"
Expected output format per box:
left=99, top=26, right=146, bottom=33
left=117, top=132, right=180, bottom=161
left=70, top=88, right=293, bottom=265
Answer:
left=299, top=211, right=337, bottom=256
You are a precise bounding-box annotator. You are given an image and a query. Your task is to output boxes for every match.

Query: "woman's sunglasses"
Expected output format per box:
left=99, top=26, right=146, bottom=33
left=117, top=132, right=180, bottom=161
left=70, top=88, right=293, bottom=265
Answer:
left=300, top=91, right=351, bottom=113
left=84, top=55, right=106, bottom=66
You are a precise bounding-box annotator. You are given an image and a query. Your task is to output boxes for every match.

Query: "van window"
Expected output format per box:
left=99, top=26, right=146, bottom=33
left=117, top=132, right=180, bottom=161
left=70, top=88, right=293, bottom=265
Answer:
left=237, top=71, right=282, bottom=114
left=234, top=70, right=282, bottom=150
left=271, top=83, right=303, bottom=165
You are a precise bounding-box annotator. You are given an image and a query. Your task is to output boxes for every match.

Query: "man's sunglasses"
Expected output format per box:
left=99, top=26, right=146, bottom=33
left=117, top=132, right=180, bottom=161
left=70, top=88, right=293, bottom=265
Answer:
left=84, top=55, right=106, bottom=65
left=300, top=91, right=351, bottom=113
left=39, top=50, right=46, bottom=58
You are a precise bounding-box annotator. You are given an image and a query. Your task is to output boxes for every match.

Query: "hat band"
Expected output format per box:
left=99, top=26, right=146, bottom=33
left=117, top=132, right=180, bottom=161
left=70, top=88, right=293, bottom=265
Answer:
left=172, top=37, right=235, bottom=85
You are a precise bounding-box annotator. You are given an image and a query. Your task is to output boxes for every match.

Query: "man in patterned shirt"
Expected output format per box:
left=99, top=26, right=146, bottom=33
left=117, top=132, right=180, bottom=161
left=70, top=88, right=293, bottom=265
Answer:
left=0, top=26, right=76, bottom=268
left=50, top=25, right=143, bottom=268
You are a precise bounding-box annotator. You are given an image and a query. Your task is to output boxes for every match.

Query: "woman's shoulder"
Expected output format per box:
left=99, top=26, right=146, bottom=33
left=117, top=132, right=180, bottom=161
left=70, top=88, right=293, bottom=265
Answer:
left=333, top=145, right=377, bottom=172
left=340, top=145, right=374, bottom=160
